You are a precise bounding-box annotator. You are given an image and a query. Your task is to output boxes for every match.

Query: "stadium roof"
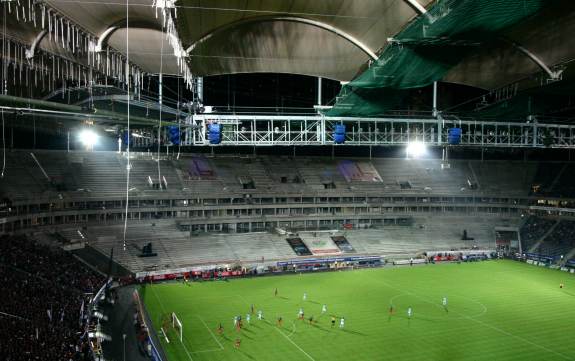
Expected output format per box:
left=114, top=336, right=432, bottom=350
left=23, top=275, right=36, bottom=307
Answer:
left=2, top=0, right=575, bottom=121
left=5, top=0, right=571, bottom=85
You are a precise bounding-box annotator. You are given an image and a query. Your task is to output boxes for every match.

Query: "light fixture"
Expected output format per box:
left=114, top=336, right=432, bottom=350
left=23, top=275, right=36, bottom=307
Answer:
left=406, top=141, right=427, bottom=158
left=79, top=129, right=98, bottom=148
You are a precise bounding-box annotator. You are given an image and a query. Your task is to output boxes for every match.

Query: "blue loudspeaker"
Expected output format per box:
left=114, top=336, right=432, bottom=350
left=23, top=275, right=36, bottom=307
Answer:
left=167, top=125, right=180, bottom=145
left=448, top=128, right=462, bottom=145
left=333, top=124, right=346, bottom=144
left=208, top=123, right=222, bottom=144
left=122, top=130, right=131, bottom=146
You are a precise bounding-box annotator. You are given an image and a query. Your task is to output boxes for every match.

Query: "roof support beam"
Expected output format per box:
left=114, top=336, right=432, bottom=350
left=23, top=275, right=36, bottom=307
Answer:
left=93, top=20, right=163, bottom=52
left=403, top=0, right=428, bottom=14
left=503, top=39, right=563, bottom=81
left=95, top=26, right=120, bottom=52
left=25, top=30, right=48, bottom=60
left=185, top=16, right=378, bottom=61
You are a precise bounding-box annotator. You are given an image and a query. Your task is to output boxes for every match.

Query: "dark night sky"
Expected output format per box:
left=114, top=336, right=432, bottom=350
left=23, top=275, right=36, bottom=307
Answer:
left=203, top=73, right=342, bottom=111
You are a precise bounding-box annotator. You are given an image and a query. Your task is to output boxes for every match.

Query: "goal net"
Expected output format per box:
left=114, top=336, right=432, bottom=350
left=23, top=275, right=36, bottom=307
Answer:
left=171, top=312, right=183, bottom=342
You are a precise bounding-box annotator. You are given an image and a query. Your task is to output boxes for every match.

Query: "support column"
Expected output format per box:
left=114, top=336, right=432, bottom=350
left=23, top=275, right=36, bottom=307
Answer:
left=317, top=77, right=322, bottom=106
left=432, top=81, right=438, bottom=117
left=434, top=81, right=442, bottom=146
left=197, top=77, right=204, bottom=105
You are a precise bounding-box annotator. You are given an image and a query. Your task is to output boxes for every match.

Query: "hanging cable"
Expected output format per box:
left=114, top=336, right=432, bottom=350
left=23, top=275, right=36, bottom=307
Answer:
left=2, top=3, right=7, bottom=178
left=177, top=77, right=181, bottom=159
left=157, top=22, right=166, bottom=188
left=1, top=109, right=5, bottom=179
left=122, top=0, right=131, bottom=250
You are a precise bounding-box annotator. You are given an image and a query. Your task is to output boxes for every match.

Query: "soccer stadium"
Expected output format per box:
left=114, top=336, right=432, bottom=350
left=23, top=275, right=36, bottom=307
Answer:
left=2, top=1, right=575, bottom=360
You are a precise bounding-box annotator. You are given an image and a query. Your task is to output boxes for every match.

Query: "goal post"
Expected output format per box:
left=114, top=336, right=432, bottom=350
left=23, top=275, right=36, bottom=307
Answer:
left=171, top=312, right=183, bottom=342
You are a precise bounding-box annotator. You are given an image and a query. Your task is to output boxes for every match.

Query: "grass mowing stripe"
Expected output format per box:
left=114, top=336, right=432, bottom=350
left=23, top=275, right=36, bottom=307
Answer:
left=375, top=275, right=573, bottom=361
left=141, top=261, right=575, bottom=361
left=189, top=348, right=223, bottom=354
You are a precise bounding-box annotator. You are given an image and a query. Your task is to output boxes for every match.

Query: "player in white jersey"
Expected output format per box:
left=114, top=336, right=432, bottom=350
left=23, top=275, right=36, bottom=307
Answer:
left=407, top=307, right=413, bottom=319
left=257, top=310, right=263, bottom=320
left=322, top=304, right=327, bottom=314
left=339, top=317, right=345, bottom=328
left=303, top=292, right=307, bottom=301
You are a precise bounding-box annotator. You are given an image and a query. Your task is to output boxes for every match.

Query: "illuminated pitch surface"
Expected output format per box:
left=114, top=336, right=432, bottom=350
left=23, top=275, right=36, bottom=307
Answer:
left=140, top=261, right=575, bottom=361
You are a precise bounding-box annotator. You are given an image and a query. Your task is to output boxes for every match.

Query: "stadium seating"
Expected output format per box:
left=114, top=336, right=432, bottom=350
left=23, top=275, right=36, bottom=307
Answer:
left=68, top=215, right=510, bottom=272
left=520, top=216, right=557, bottom=252
left=535, top=220, right=575, bottom=258
left=0, top=150, right=560, bottom=199
left=2, top=150, right=574, bottom=272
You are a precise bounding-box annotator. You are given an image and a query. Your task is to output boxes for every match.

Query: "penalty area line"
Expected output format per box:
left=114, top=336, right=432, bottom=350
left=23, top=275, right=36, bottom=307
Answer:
left=275, top=327, right=316, bottom=361
left=197, top=315, right=224, bottom=350
left=287, top=321, right=297, bottom=338
left=150, top=286, right=195, bottom=361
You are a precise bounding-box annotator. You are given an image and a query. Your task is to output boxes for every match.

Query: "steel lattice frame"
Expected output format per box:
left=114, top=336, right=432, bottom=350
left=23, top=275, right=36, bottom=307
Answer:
left=184, top=115, right=575, bottom=149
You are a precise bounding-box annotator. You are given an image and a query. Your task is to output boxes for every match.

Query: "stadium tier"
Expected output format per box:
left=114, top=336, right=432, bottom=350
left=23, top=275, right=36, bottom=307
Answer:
left=0, top=151, right=547, bottom=200
left=1, top=150, right=574, bottom=272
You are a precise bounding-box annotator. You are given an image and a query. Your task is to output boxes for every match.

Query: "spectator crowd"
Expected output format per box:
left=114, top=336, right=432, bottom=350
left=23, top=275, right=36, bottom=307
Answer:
left=520, top=216, right=556, bottom=248
left=0, top=235, right=105, bottom=361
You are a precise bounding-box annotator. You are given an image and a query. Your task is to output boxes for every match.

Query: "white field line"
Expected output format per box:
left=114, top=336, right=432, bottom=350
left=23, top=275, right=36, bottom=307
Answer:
left=160, top=327, right=170, bottom=344
left=197, top=315, right=224, bottom=350
left=377, top=278, right=572, bottom=361
left=287, top=320, right=297, bottom=338
left=151, top=286, right=195, bottom=361
left=275, top=327, right=316, bottom=361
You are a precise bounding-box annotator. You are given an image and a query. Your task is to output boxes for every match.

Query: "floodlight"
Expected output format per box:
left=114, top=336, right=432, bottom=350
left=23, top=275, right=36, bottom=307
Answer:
left=79, top=129, right=98, bottom=148
left=406, top=141, right=427, bottom=158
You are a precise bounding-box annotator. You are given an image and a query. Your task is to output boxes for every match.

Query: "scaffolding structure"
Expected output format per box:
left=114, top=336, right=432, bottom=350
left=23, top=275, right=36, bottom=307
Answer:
left=184, top=114, right=575, bottom=149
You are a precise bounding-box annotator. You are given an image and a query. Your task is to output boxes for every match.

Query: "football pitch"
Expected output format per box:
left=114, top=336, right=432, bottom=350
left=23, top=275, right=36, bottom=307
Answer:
left=140, top=260, right=575, bottom=361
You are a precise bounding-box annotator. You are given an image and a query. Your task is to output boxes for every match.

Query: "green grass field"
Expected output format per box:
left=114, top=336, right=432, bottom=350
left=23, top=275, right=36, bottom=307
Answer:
left=140, top=260, right=575, bottom=361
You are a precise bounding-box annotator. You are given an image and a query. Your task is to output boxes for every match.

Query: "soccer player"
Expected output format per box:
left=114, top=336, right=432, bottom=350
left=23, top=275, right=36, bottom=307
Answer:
left=442, top=297, right=448, bottom=312
left=309, top=315, right=314, bottom=324
left=389, top=304, right=394, bottom=315
left=331, top=316, right=336, bottom=327
left=298, top=308, right=304, bottom=320
left=258, top=310, right=263, bottom=320
left=233, top=316, right=238, bottom=327
left=407, top=307, right=413, bottom=319
left=277, top=316, right=283, bottom=327
left=560, top=283, right=564, bottom=289
left=217, top=323, right=224, bottom=335
left=322, top=304, right=327, bottom=314
left=250, top=304, right=254, bottom=314
left=246, top=313, right=251, bottom=324
left=234, top=338, right=241, bottom=349
left=275, top=288, right=278, bottom=297
left=339, top=317, right=345, bottom=328
left=303, top=292, right=307, bottom=301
